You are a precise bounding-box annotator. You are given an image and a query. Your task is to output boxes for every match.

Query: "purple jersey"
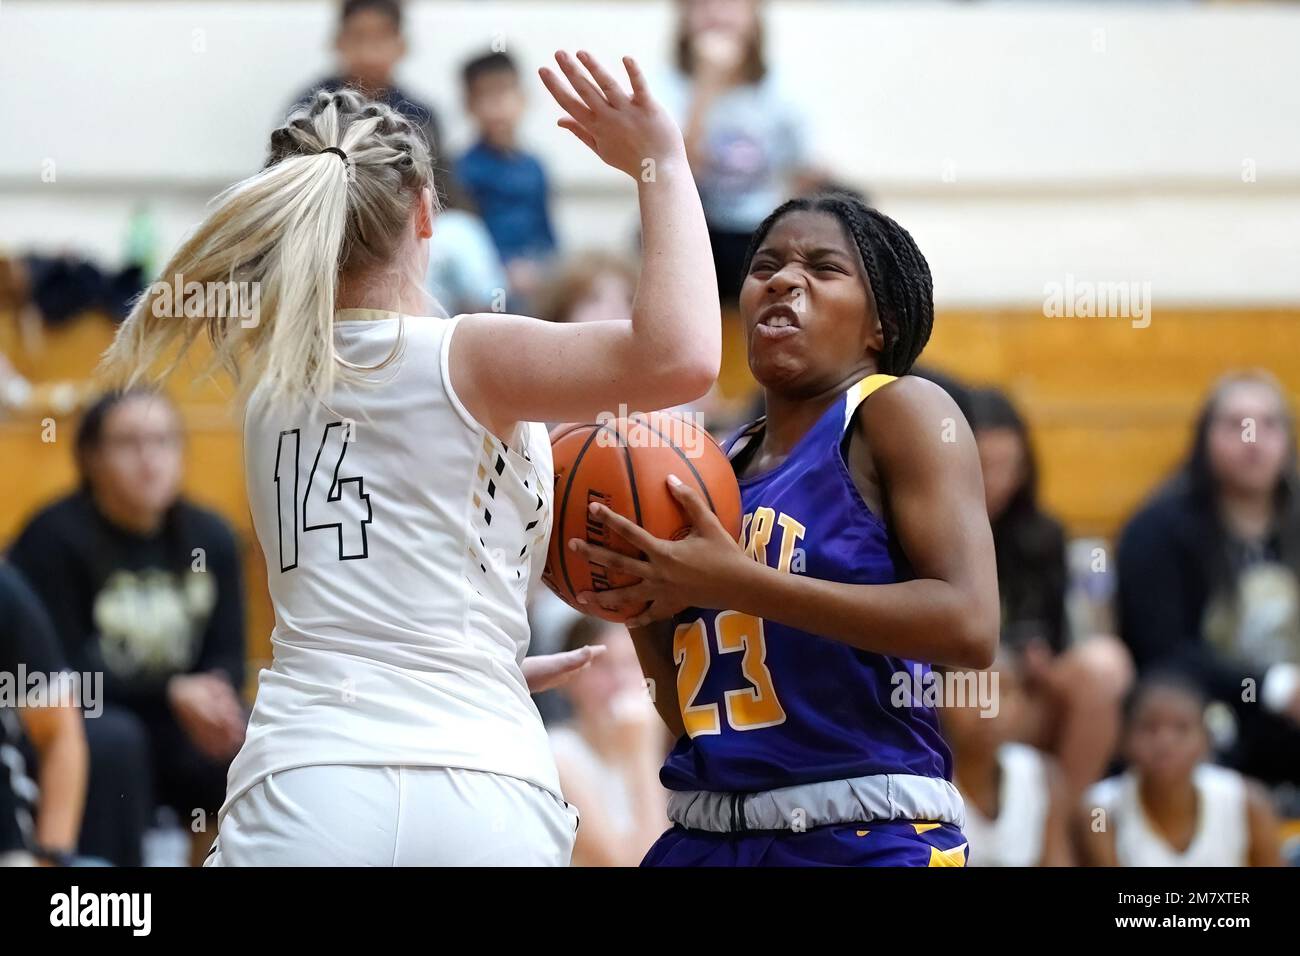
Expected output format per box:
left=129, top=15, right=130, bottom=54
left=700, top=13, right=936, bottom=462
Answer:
left=660, top=374, right=954, bottom=793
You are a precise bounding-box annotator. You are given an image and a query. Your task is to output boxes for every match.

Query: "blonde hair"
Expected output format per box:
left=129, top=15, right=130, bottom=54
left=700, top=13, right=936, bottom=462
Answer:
left=100, top=88, right=435, bottom=408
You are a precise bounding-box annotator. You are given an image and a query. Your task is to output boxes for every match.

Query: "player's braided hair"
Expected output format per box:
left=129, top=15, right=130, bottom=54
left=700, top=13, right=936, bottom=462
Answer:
left=101, top=88, right=436, bottom=408
left=741, top=193, right=935, bottom=375
left=266, top=87, right=435, bottom=275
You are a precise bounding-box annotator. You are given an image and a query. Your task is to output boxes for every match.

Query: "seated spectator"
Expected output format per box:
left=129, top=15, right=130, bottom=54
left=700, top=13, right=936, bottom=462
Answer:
left=7, top=389, right=246, bottom=866
left=293, top=1, right=442, bottom=168
left=1117, top=370, right=1300, bottom=786
left=534, top=252, right=638, bottom=325
left=425, top=172, right=506, bottom=317
left=969, top=387, right=1132, bottom=798
left=547, top=617, right=670, bottom=867
left=942, top=653, right=1073, bottom=866
left=659, top=0, right=818, bottom=307
left=456, top=50, right=558, bottom=311
left=1079, top=674, right=1282, bottom=866
left=0, top=562, right=88, bottom=867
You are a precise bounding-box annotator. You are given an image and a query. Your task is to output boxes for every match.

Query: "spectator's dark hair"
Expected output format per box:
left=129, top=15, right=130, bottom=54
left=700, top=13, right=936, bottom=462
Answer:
left=340, top=0, right=402, bottom=31
left=462, top=51, right=518, bottom=92
left=1122, top=670, right=1209, bottom=726
left=1167, top=370, right=1300, bottom=594
left=968, top=387, right=1068, bottom=652
left=674, top=0, right=766, bottom=84
left=741, top=194, right=934, bottom=375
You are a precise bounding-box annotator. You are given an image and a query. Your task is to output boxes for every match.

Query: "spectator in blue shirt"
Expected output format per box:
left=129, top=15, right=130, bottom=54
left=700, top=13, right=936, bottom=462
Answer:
left=456, top=51, right=558, bottom=311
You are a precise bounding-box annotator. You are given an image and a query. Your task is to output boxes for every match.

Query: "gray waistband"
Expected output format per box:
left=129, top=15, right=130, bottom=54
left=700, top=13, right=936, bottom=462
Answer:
left=667, top=774, right=966, bottom=833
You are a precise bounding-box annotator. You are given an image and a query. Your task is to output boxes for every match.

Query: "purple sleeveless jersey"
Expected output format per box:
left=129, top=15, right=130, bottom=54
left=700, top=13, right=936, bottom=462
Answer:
left=660, top=375, right=954, bottom=793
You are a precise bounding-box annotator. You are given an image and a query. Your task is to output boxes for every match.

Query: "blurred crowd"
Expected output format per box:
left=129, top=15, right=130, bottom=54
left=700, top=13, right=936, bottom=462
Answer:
left=1, top=0, right=1298, bottom=867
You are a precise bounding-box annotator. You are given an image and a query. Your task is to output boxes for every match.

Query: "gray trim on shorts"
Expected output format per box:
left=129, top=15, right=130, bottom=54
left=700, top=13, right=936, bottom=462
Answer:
left=666, top=774, right=966, bottom=833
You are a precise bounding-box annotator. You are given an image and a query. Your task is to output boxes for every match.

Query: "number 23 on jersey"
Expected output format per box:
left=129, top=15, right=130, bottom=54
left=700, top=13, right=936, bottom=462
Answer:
left=673, top=610, right=787, bottom=737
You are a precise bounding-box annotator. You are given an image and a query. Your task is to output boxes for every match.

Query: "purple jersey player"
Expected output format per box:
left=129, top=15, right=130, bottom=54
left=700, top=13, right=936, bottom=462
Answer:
left=569, top=193, right=999, bottom=866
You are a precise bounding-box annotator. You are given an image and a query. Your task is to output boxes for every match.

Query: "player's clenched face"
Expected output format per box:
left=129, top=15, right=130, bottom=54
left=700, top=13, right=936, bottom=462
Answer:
left=739, top=210, right=884, bottom=396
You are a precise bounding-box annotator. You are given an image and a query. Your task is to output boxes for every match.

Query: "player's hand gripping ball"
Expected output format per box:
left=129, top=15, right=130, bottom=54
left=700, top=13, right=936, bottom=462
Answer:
left=542, top=412, right=742, bottom=623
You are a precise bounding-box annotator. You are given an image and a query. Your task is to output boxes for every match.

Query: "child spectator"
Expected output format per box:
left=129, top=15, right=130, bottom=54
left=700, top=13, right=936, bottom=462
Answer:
left=8, top=390, right=247, bottom=866
left=1080, top=674, right=1282, bottom=866
left=547, top=617, right=671, bottom=867
left=942, top=653, right=1073, bottom=866
left=457, top=50, right=558, bottom=311
left=294, top=1, right=442, bottom=167
left=425, top=173, right=507, bottom=317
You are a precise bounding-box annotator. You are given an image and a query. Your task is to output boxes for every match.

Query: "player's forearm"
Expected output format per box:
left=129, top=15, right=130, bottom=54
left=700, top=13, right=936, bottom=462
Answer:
left=628, top=625, right=687, bottom=738
left=628, top=151, right=720, bottom=402
left=33, top=708, right=88, bottom=854
left=725, top=560, right=998, bottom=670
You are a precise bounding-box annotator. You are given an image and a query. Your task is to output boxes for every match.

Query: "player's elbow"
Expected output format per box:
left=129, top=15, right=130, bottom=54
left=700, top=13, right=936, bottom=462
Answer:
left=644, top=352, right=719, bottom=407
left=947, top=603, right=999, bottom=670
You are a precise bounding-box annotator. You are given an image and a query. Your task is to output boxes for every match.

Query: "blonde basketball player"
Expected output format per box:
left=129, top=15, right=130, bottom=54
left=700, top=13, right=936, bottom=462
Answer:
left=99, top=50, right=720, bottom=866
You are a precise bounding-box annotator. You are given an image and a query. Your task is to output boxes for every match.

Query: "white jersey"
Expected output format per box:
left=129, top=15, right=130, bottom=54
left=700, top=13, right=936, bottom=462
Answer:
left=1086, top=764, right=1250, bottom=867
left=962, top=743, right=1051, bottom=867
left=221, top=309, right=560, bottom=816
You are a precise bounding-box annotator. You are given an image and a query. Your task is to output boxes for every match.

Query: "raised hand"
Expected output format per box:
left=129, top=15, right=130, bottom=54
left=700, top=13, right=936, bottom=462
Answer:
left=539, top=50, right=685, bottom=179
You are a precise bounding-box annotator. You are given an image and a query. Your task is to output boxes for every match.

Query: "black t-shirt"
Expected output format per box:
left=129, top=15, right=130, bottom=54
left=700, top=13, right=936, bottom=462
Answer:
left=0, top=562, right=67, bottom=854
left=7, top=491, right=246, bottom=711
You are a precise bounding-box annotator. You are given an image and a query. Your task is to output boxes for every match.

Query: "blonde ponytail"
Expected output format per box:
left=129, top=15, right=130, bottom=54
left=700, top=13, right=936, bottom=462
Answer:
left=100, top=88, right=435, bottom=408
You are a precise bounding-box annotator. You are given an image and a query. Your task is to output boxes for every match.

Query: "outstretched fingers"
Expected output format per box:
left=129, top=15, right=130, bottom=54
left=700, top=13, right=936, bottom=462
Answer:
left=575, top=50, right=630, bottom=105
left=538, top=61, right=595, bottom=127
left=622, top=56, right=649, bottom=99
left=553, top=50, right=609, bottom=114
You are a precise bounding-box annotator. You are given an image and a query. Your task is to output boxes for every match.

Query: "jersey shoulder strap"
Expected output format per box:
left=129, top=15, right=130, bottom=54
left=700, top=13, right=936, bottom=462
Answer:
left=843, top=374, right=898, bottom=431
left=724, top=417, right=766, bottom=459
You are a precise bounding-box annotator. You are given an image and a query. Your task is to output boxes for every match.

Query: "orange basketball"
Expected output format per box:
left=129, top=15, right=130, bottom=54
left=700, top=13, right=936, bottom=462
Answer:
left=543, top=412, right=743, bottom=623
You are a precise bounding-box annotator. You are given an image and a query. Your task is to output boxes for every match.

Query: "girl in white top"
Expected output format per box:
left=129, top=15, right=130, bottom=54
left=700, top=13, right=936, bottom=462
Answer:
left=943, top=653, right=1073, bottom=867
left=547, top=617, right=671, bottom=866
left=99, top=51, right=721, bottom=866
left=1080, top=675, right=1282, bottom=867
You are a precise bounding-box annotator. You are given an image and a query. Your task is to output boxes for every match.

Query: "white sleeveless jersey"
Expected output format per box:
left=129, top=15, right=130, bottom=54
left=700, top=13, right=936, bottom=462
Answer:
left=222, top=309, right=560, bottom=815
left=962, top=743, right=1050, bottom=867
left=1086, top=764, right=1249, bottom=867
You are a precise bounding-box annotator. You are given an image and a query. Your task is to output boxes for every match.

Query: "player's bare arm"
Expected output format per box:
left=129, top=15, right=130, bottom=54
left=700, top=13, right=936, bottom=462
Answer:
left=451, top=51, right=720, bottom=438
left=572, top=378, right=999, bottom=669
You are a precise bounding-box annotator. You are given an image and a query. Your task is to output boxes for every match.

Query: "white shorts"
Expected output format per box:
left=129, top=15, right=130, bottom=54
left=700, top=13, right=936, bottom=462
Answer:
left=204, top=764, right=578, bottom=866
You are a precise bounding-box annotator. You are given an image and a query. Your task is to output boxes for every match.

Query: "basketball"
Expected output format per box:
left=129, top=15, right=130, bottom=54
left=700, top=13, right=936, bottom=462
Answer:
left=543, top=412, right=743, bottom=622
